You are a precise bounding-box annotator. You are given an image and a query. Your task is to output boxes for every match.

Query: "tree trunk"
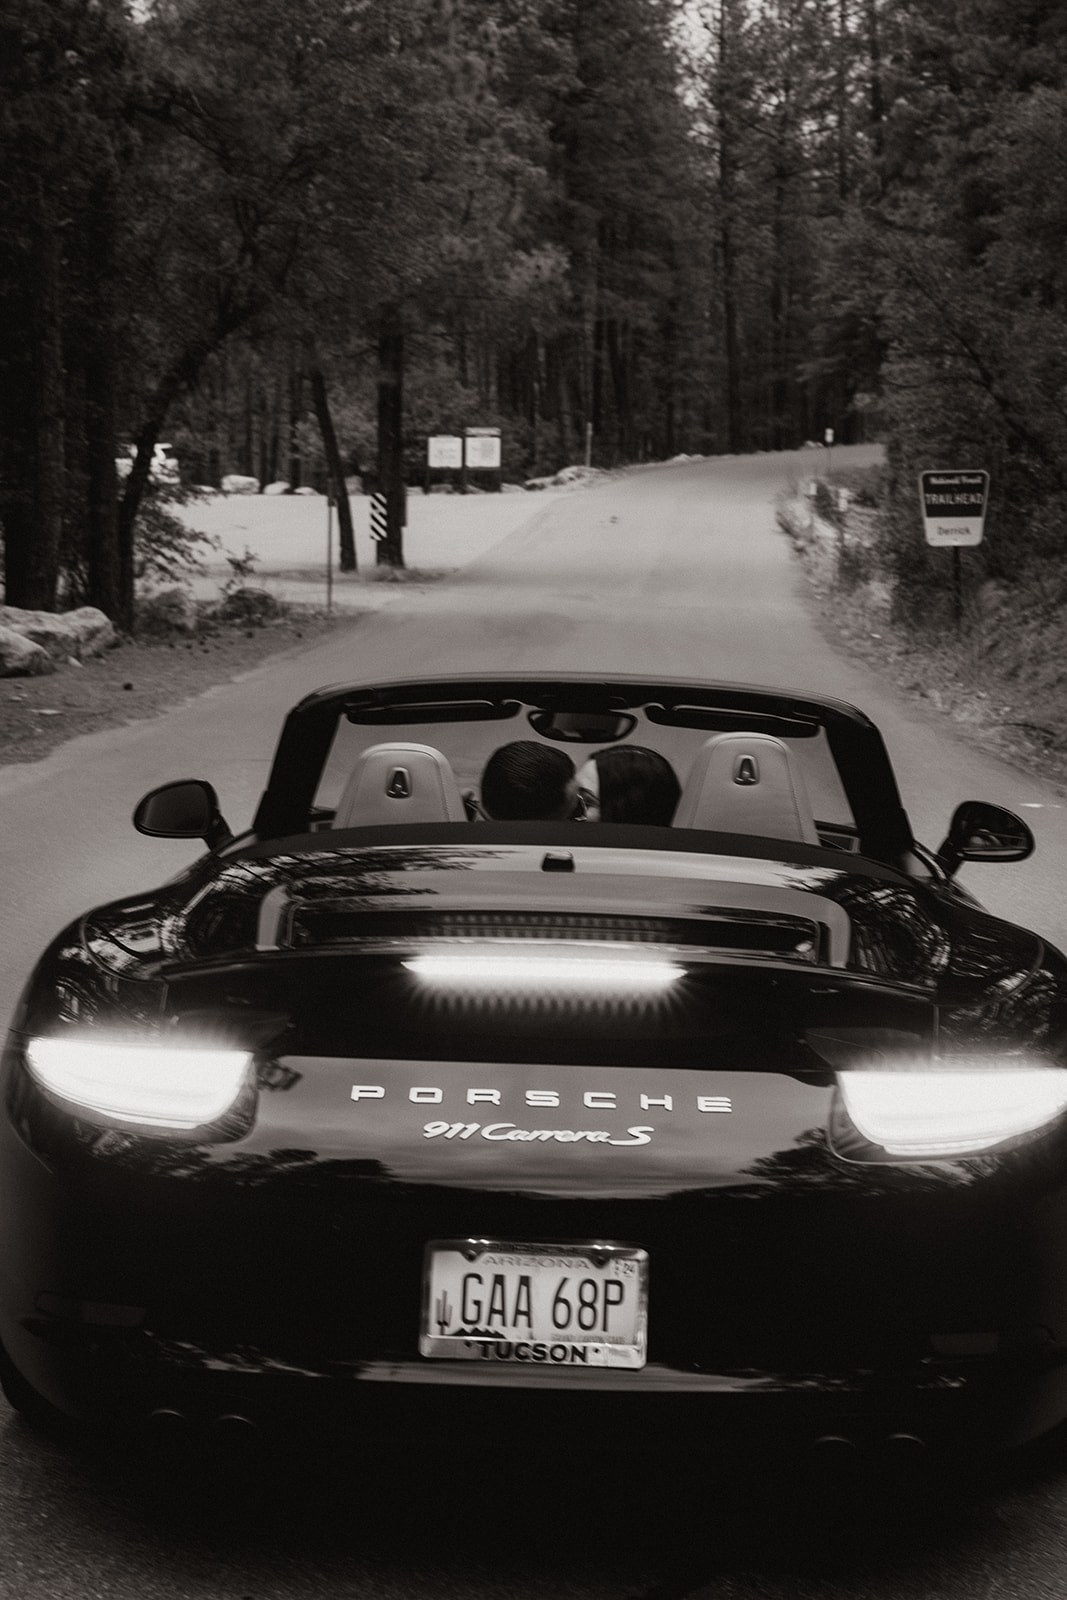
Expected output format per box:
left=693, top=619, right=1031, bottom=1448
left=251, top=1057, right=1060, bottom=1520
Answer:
left=376, top=304, right=405, bottom=569
left=0, top=312, right=35, bottom=602
left=718, top=2, right=744, bottom=453
left=2, top=220, right=66, bottom=612
left=84, top=343, right=121, bottom=619
left=83, top=180, right=121, bottom=620
left=606, top=319, right=634, bottom=462
left=770, top=156, right=791, bottom=450
left=836, top=0, right=849, bottom=202
left=309, top=359, right=356, bottom=572
left=117, top=311, right=256, bottom=626
left=864, top=0, right=886, bottom=178
left=287, top=365, right=303, bottom=488
left=241, top=370, right=254, bottom=476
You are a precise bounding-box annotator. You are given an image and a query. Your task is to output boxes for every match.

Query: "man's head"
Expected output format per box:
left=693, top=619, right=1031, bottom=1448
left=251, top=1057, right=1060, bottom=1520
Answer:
left=480, top=741, right=577, bottom=821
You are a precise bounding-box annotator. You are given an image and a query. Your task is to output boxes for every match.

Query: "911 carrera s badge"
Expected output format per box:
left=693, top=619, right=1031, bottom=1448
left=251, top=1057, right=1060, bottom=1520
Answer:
left=423, top=1120, right=655, bottom=1145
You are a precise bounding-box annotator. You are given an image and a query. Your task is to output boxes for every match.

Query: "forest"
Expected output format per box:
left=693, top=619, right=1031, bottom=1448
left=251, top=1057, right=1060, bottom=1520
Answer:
left=1, top=0, right=1066, bottom=628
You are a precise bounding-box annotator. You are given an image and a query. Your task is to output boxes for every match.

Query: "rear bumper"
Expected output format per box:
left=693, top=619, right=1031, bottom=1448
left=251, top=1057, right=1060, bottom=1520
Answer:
left=8, top=1316, right=1067, bottom=1450
left=7, top=1061, right=1067, bottom=1450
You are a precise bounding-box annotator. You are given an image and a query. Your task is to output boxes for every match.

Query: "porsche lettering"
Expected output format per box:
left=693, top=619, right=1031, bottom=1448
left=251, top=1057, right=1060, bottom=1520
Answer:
left=350, top=1085, right=733, bottom=1113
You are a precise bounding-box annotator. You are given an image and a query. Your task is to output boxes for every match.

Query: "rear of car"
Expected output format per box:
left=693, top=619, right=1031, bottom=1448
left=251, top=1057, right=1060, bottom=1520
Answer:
left=5, top=827, right=1067, bottom=1452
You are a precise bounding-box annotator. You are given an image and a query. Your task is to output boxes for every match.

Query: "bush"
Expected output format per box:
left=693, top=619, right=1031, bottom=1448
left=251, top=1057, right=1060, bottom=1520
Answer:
left=812, top=480, right=842, bottom=528
left=832, top=464, right=885, bottom=508
left=134, top=485, right=219, bottom=586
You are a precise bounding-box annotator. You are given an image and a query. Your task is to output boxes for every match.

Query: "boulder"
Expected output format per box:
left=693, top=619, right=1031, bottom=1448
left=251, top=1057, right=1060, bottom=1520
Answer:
left=0, top=605, right=115, bottom=663
left=137, top=587, right=199, bottom=635
left=0, top=627, right=54, bottom=677
left=263, top=481, right=291, bottom=496
left=221, top=473, right=260, bottom=495
left=217, top=586, right=283, bottom=625
left=293, top=485, right=320, bottom=496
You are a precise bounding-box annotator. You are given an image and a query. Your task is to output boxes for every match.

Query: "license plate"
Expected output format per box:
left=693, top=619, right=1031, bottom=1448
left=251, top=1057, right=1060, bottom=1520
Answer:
left=420, top=1240, right=648, bottom=1368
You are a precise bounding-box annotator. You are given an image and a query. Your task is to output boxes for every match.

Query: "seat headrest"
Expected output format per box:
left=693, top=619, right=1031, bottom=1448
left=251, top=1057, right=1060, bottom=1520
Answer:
left=673, top=732, right=820, bottom=844
left=332, top=742, right=467, bottom=828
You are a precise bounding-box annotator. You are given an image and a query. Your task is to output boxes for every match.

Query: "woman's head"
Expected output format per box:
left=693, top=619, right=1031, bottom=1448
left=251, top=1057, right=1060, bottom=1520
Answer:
left=574, top=746, right=680, bottom=826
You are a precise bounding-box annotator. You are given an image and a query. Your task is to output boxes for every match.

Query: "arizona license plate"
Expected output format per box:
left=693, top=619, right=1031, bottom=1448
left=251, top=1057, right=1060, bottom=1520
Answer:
left=420, top=1240, right=648, bottom=1368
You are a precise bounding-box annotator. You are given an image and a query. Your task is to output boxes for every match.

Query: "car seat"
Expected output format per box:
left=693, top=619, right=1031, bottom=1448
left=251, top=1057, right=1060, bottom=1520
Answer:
left=332, top=742, right=467, bottom=828
left=672, top=732, right=820, bottom=844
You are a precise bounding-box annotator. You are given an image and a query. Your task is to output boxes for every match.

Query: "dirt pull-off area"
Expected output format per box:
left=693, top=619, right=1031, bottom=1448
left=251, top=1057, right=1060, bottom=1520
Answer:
left=0, top=607, right=353, bottom=768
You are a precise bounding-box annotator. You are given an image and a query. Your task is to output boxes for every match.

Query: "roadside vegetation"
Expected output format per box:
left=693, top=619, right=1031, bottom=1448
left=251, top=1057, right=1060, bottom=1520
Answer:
left=781, top=462, right=1067, bottom=792
left=2, top=0, right=1066, bottom=678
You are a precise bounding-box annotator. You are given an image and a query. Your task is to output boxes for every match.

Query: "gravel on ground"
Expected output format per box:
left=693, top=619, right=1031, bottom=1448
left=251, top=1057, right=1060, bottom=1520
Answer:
left=0, top=606, right=356, bottom=768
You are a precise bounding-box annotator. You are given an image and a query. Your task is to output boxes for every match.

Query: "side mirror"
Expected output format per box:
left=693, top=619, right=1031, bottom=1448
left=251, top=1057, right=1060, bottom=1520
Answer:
left=133, top=780, right=232, bottom=848
left=935, top=800, right=1034, bottom=876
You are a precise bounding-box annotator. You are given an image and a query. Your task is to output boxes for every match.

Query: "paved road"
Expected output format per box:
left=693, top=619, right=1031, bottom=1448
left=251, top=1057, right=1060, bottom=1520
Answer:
left=2, top=447, right=1062, bottom=1020
left=2, top=446, right=1067, bottom=1599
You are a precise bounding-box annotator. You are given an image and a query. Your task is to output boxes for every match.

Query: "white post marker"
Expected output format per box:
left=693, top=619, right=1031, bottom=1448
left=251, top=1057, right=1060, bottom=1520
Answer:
left=919, top=469, right=989, bottom=546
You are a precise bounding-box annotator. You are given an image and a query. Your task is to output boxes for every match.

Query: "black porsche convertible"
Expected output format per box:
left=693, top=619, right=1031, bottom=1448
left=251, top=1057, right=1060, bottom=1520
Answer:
left=2, top=673, right=1064, bottom=1454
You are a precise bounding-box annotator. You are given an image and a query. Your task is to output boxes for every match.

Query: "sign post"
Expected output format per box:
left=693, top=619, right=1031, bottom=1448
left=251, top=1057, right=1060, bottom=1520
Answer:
left=919, top=469, right=989, bottom=631
left=325, top=492, right=334, bottom=613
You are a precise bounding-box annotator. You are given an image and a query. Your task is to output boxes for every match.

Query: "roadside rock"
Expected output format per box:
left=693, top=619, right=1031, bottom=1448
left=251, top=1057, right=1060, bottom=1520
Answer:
left=0, top=627, right=54, bottom=677
left=263, top=481, right=291, bottom=495
left=137, top=587, right=199, bottom=635
left=0, top=605, right=115, bottom=664
left=222, top=473, right=260, bottom=494
left=217, top=586, right=283, bottom=625
left=524, top=464, right=605, bottom=491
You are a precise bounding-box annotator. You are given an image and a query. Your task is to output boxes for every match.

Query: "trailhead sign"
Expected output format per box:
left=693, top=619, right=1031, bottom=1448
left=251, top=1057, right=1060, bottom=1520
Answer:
left=919, top=469, right=989, bottom=546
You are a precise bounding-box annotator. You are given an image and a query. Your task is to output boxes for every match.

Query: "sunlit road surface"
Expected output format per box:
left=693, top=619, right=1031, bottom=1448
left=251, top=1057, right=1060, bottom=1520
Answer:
left=2, top=445, right=1067, bottom=1598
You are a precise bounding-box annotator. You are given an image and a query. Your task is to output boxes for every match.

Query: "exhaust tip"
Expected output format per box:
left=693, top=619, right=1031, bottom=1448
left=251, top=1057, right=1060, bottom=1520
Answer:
left=811, top=1434, right=857, bottom=1454
left=146, top=1406, right=187, bottom=1431
left=211, top=1412, right=256, bottom=1433
left=885, top=1432, right=927, bottom=1454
